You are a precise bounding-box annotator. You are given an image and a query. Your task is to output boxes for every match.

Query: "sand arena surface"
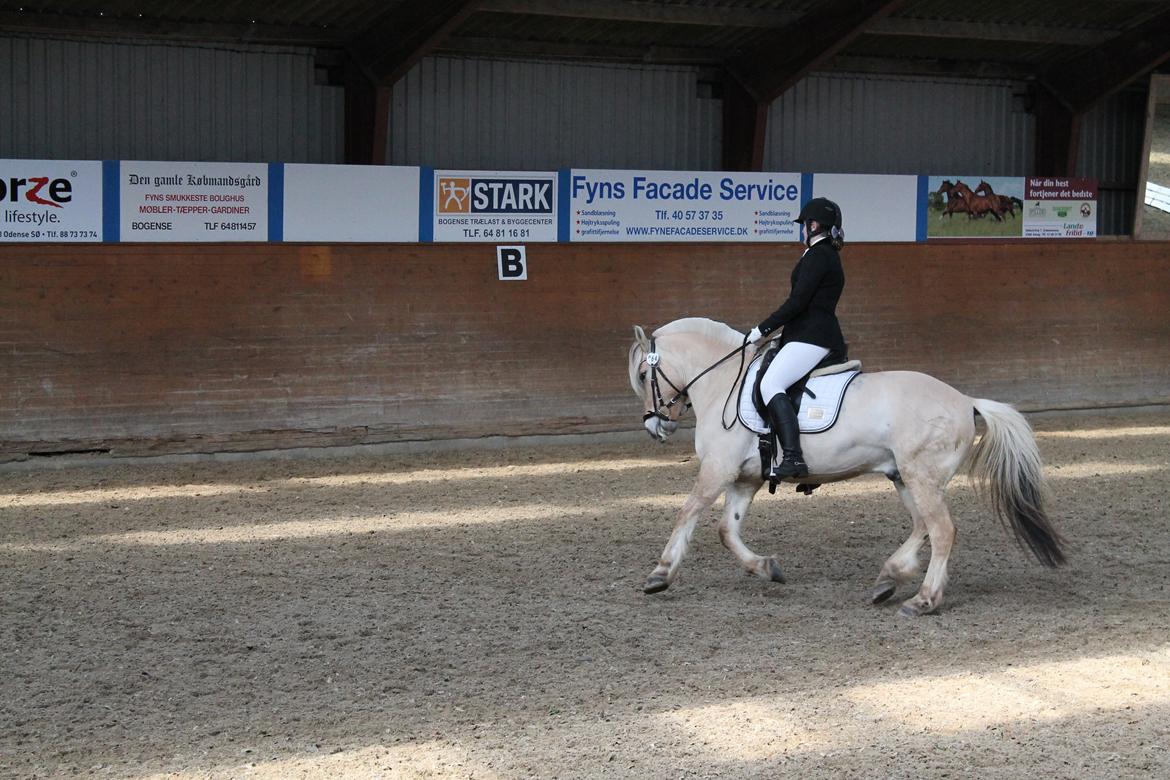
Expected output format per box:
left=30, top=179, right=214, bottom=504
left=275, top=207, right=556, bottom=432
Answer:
left=2, top=408, right=1169, bottom=779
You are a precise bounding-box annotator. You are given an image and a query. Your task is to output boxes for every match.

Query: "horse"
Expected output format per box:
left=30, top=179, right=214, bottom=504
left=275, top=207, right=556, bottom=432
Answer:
left=628, top=318, right=1065, bottom=617
left=951, top=181, right=1007, bottom=221
left=935, top=179, right=969, bottom=219
left=975, top=180, right=1023, bottom=219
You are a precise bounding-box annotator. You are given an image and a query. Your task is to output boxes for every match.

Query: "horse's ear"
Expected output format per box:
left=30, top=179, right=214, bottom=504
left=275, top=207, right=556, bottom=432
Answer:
left=633, top=325, right=651, bottom=351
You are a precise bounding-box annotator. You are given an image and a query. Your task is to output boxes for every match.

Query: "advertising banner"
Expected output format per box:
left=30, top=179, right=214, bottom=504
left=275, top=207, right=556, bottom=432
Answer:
left=432, top=170, right=557, bottom=242
left=0, top=159, right=103, bottom=242
left=1023, top=177, right=1098, bottom=238
left=283, top=164, right=419, bottom=242
left=926, top=176, right=1025, bottom=238
left=567, top=169, right=803, bottom=242
left=119, top=160, right=268, bottom=241
left=811, top=174, right=918, bottom=242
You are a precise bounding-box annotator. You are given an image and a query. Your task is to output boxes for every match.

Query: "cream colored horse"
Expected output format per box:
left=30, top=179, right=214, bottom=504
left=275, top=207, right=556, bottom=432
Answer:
left=628, top=317, right=1065, bottom=617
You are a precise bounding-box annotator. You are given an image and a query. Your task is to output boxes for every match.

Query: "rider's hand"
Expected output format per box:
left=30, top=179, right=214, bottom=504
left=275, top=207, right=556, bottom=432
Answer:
left=747, top=326, right=762, bottom=344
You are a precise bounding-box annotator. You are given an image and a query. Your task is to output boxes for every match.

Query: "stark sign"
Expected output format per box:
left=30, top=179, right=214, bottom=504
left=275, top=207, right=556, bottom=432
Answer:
left=497, top=245, right=527, bottom=281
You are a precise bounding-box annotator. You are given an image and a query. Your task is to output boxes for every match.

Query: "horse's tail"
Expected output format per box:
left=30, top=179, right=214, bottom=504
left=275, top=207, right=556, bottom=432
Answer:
left=968, top=399, right=1066, bottom=567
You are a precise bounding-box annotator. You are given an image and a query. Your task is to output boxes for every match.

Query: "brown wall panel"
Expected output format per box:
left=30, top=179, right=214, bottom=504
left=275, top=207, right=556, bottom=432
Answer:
left=2, top=241, right=1168, bottom=458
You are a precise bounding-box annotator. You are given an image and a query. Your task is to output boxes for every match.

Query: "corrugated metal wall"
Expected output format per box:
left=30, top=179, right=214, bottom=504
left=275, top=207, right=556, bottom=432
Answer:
left=764, top=70, right=1144, bottom=233
left=0, top=35, right=343, bottom=163
left=1078, top=86, right=1147, bottom=235
left=765, top=72, right=1034, bottom=175
left=388, top=56, right=721, bottom=170
left=0, top=36, right=1145, bottom=232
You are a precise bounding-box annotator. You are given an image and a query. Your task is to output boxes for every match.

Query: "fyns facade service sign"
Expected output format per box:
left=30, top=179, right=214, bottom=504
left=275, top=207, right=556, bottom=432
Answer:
left=568, top=169, right=803, bottom=242
left=120, top=161, right=268, bottom=241
left=433, top=170, right=557, bottom=242
left=0, top=159, right=103, bottom=242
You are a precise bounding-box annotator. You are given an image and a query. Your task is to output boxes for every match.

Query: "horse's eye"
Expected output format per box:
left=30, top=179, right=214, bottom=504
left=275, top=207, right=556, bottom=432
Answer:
left=638, top=372, right=647, bottom=382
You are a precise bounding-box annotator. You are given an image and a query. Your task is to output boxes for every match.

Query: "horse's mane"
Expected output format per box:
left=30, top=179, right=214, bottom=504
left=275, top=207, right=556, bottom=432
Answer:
left=653, top=317, right=743, bottom=347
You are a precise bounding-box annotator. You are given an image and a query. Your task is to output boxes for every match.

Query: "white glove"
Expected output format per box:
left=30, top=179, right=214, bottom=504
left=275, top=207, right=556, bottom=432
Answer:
left=747, top=326, right=762, bottom=343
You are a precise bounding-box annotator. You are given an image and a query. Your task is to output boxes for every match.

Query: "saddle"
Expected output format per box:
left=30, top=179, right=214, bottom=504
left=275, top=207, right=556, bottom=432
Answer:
left=740, top=345, right=862, bottom=494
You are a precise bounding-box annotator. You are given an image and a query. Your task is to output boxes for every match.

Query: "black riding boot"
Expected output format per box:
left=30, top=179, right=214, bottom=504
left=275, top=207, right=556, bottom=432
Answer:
left=765, top=393, right=808, bottom=478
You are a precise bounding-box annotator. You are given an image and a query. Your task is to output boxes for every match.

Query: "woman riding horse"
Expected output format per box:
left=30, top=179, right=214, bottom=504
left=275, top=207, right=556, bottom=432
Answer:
left=746, top=197, right=848, bottom=480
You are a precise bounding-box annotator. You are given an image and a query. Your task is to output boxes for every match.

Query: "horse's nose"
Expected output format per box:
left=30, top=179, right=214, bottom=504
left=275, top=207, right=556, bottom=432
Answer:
left=643, top=417, right=660, bottom=438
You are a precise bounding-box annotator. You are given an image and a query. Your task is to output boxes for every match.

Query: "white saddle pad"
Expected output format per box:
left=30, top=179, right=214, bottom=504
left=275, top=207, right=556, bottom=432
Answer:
left=739, top=356, right=860, bottom=434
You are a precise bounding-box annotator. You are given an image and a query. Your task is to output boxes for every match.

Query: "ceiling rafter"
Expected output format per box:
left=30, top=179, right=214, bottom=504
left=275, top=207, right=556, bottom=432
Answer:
left=479, top=0, right=1109, bottom=46
left=871, top=18, right=1110, bottom=47
left=442, top=35, right=723, bottom=65
left=729, top=0, right=909, bottom=103
left=824, top=54, right=1033, bottom=81
left=478, top=0, right=795, bottom=27
left=1040, top=6, right=1170, bottom=114
left=347, top=0, right=483, bottom=85
left=0, top=0, right=1157, bottom=88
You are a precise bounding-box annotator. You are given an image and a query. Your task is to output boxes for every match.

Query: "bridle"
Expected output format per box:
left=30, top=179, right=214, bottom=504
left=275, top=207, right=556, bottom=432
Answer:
left=639, top=335, right=751, bottom=428
left=640, top=336, right=691, bottom=424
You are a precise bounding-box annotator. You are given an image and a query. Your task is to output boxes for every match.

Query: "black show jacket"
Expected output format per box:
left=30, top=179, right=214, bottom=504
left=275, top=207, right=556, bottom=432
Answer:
left=756, top=239, right=847, bottom=361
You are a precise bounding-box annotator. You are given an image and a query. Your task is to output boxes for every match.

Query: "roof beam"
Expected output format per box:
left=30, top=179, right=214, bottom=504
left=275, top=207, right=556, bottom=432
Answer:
left=479, top=0, right=794, bottom=27
left=0, top=10, right=342, bottom=46
left=722, top=73, right=767, bottom=171
left=344, top=63, right=390, bottom=165
left=1032, top=85, right=1081, bottom=176
left=348, top=0, right=482, bottom=86
left=871, top=18, right=1109, bottom=46
left=442, top=35, right=722, bottom=65
left=825, top=54, right=1033, bottom=81
left=730, top=0, right=909, bottom=103
left=481, top=1, right=1106, bottom=46
left=1040, top=7, right=1170, bottom=113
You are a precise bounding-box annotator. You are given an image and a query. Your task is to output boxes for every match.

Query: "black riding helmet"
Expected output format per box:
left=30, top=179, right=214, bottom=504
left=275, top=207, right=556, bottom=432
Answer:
left=794, top=197, right=842, bottom=229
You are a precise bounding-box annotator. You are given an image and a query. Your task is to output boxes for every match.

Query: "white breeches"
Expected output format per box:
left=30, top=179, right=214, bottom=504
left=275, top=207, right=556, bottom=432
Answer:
left=759, top=341, right=830, bottom=404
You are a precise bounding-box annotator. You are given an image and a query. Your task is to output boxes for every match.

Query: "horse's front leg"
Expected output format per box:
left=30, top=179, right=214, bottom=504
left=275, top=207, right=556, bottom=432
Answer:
left=643, top=463, right=729, bottom=594
left=717, top=478, right=784, bottom=583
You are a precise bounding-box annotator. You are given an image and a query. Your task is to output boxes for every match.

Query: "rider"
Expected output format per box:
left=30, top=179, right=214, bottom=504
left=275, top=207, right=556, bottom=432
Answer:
left=746, top=197, right=848, bottom=479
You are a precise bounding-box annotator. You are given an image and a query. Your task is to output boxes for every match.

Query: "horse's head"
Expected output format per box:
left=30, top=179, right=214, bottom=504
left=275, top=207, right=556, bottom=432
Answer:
left=976, top=180, right=994, bottom=196
left=936, top=179, right=955, bottom=194
left=629, top=318, right=745, bottom=442
left=629, top=325, right=686, bottom=442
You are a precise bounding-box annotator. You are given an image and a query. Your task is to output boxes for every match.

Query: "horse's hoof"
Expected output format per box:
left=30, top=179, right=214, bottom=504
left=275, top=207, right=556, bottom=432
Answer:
left=765, top=558, right=786, bottom=584
left=643, top=575, right=670, bottom=594
left=871, top=580, right=897, bottom=604
left=897, top=600, right=936, bottom=618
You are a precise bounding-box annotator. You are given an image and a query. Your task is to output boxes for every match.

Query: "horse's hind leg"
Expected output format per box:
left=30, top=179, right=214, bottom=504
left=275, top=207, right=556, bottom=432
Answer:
left=872, top=477, right=927, bottom=604
left=717, top=478, right=784, bottom=584
left=643, top=463, right=727, bottom=593
left=895, top=475, right=957, bottom=617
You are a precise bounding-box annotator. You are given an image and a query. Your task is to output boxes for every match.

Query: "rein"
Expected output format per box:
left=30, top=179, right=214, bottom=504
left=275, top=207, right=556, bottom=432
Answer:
left=642, top=335, right=751, bottom=430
